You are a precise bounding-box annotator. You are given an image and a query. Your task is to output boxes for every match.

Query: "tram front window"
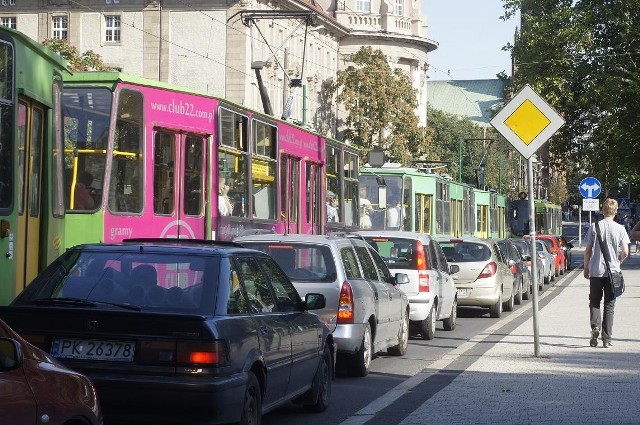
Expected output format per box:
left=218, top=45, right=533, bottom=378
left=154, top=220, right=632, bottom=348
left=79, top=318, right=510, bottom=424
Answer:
left=358, top=175, right=402, bottom=230
left=63, top=87, right=112, bottom=211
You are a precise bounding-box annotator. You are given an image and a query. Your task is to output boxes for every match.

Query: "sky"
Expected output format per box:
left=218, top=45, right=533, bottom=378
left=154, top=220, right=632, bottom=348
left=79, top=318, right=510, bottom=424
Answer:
left=421, top=1, right=520, bottom=81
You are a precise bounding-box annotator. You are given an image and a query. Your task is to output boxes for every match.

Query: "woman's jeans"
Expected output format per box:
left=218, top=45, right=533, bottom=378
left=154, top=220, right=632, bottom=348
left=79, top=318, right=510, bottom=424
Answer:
left=589, top=276, right=616, bottom=342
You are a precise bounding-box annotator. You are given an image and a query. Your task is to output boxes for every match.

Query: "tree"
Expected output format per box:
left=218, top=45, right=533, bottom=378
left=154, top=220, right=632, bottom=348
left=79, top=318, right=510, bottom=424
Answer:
left=328, top=47, right=431, bottom=163
left=42, top=38, right=112, bottom=71
left=427, top=107, right=521, bottom=198
left=502, top=0, right=640, bottom=198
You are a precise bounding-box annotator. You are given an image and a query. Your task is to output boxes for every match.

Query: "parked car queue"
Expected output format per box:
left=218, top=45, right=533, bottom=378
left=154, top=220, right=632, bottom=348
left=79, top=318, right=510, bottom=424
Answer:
left=0, top=233, right=573, bottom=425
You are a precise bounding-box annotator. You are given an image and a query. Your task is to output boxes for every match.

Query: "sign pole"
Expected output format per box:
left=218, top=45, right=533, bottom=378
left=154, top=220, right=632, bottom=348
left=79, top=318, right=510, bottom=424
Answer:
left=527, top=157, right=540, bottom=357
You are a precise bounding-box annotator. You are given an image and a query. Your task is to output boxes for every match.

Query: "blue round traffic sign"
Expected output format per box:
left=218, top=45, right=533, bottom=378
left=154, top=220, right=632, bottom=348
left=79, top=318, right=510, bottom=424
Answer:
left=579, top=177, right=601, bottom=199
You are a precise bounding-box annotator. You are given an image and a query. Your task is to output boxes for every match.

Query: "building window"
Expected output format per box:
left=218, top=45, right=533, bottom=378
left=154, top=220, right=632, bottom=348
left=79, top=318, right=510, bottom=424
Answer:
left=0, top=17, right=16, bottom=28
left=52, top=16, right=68, bottom=40
left=355, top=0, right=371, bottom=13
left=394, top=0, right=403, bottom=16
left=105, top=15, right=120, bottom=42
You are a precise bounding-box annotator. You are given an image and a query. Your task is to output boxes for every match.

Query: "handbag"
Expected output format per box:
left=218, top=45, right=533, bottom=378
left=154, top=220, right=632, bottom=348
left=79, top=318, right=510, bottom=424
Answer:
left=595, top=219, right=626, bottom=297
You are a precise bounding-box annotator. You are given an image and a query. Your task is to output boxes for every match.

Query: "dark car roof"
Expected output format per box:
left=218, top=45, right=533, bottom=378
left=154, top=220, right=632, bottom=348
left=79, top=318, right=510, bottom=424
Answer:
left=69, top=239, right=262, bottom=256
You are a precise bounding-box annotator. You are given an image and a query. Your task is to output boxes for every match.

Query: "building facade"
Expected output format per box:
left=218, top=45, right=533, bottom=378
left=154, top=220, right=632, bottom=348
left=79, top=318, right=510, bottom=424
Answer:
left=0, top=0, right=436, bottom=137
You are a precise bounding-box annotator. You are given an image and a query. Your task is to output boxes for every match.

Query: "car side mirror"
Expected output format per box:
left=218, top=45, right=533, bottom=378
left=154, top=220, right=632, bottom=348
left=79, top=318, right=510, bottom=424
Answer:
left=449, top=264, right=460, bottom=274
left=524, top=255, right=532, bottom=262
left=304, top=293, right=326, bottom=310
left=394, top=272, right=410, bottom=285
left=0, top=337, right=21, bottom=370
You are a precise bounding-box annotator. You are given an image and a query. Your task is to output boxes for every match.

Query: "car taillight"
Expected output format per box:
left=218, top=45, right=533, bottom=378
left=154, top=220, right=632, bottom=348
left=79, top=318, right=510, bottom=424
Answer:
left=418, top=272, right=430, bottom=292
left=177, top=341, right=227, bottom=366
left=478, top=262, right=497, bottom=279
left=416, top=240, right=428, bottom=270
left=337, top=281, right=355, bottom=324
left=140, top=340, right=228, bottom=366
left=510, top=264, right=518, bottom=274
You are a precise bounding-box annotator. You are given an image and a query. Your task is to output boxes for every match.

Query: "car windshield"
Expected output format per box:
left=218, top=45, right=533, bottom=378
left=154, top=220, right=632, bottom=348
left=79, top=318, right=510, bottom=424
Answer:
left=362, top=237, right=420, bottom=269
left=238, top=242, right=337, bottom=282
left=439, top=242, right=491, bottom=262
left=12, top=250, right=213, bottom=312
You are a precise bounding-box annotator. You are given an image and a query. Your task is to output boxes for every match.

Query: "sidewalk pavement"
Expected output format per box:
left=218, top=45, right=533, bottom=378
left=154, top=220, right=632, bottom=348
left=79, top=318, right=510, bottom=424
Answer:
left=401, top=247, right=640, bottom=425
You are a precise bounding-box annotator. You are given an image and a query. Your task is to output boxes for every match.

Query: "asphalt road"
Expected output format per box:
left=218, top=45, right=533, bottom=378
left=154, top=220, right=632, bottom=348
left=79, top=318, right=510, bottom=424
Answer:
left=263, top=222, right=582, bottom=425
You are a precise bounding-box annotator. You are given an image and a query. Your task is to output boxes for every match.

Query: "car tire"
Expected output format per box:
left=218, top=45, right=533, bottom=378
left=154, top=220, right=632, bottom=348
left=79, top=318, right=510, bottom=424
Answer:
left=514, top=279, right=522, bottom=305
left=442, top=297, right=457, bottom=331
left=349, top=323, right=372, bottom=377
left=544, top=269, right=551, bottom=286
left=388, top=312, right=409, bottom=356
left=419, top=305, right=436, bottom=340
left=489, top=291, right=502, bottom=318
left=303, top=344, right=332, bottom=412
left=503, top=286, right=514, bottom=312
left=239, top=371, right=261, bottom=425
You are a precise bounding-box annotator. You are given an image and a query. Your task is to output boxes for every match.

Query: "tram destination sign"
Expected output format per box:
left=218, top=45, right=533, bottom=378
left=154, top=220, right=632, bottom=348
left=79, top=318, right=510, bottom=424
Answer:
left=490, top=85, right=565, bottom=159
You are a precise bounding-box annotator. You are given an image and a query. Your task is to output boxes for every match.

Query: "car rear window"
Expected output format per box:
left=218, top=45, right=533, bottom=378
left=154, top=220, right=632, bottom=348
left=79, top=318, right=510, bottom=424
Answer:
left=363, top=237, right=422, bottom=270
left=14, top=250, right=212, bottom=312
left=439, top=242, right=491, bottom=262
left=237, top=242, right=337, bottom=282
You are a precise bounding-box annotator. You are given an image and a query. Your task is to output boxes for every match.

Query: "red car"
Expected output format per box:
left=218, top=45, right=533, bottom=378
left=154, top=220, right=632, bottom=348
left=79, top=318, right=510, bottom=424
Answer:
left=0, top=318, right=103, bottom=425
left=525, top=234, right=566, bottom=277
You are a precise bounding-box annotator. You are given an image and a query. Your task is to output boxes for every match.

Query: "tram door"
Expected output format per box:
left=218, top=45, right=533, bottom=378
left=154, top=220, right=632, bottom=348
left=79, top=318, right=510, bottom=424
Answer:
left=15, top=99, right=45, bottom=289
left=280, top=155, right=301, bottom=234
left=153, top=131, right=207, bottom=239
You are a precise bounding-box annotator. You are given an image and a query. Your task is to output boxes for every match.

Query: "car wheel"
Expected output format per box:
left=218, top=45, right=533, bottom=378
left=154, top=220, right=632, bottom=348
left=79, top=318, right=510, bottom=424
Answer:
left=543, top=269, right=551, bottom=286
left=503, top=286, right=514, bottom=312
left=239, top=371, right=261, bottom=425
left=419, top=305, right=436, bottom=340
left=304, top=344, right=332, bottom=412
left=388, top=312, right=409, bottom=356
left=489, top=291, right=502, bottom=318
left=442, top=297, right=457, bottom=331
left=514, top=279, right=522, bottom=305
left=349, top=323, right=372, bottom=377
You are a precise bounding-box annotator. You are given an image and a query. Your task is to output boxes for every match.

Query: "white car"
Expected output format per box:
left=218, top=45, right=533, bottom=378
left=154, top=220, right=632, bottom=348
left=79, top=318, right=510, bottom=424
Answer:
left=357, top=231, right=459, bottom=340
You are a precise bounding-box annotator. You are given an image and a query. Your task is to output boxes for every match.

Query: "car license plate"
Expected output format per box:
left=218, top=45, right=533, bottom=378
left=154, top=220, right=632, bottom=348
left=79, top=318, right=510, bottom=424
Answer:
left=456, top=288, right=468, bottom=297
left=51, top=338, right=135, bottom=362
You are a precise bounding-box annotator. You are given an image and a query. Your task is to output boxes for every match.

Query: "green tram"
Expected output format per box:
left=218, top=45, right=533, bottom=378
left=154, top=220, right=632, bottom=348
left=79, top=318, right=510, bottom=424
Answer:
left=358, top=165, right=508, bottom=239
left=0, top=27, right=71, bottom=304
left=510, top=197, right=562, bottom=237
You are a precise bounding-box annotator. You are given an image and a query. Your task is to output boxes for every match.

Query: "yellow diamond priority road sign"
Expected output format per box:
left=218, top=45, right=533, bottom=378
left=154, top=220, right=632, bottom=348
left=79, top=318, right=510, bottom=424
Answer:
left=490, top=84, right=564, bottom=159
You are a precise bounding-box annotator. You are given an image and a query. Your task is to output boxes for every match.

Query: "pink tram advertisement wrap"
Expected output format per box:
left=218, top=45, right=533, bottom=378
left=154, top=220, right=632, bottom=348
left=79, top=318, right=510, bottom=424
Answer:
left=62, top=72, right=359, bottom=247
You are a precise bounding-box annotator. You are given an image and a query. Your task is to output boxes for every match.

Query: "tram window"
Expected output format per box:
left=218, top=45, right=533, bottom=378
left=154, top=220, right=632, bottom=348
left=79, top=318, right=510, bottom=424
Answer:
left=153, top=132, right=175, bottom=215
left=326, top=145, right=341, bottom=223
left=344, top=152, right=358, bottom=227
left=253, top=121, right=275, bottom=157
left=108, top=89, right=143, bottom=214
left=219, top=108, right=247, bottom=150
left=63, top=87, right=112, bottom=211
left=0, top=42, right=12, bottom=102
left=184, top=135, right=204, bottom=216
left=251, top=121, right=276, bottom=220
left=0, top=103, right=11, bottom=209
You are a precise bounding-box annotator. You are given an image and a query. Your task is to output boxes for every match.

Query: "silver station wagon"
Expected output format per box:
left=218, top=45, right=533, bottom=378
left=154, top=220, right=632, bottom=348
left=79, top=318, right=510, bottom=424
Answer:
left=235, top=234, right=410, bottom=377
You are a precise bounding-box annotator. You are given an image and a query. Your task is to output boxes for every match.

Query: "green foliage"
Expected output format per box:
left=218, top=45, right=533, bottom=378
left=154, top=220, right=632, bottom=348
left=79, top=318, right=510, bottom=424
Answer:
left=42, top=38, right=112, bottom=71
left=503, top=0, right=640, bottom=199
left=328, top=47, right=432, bottom=164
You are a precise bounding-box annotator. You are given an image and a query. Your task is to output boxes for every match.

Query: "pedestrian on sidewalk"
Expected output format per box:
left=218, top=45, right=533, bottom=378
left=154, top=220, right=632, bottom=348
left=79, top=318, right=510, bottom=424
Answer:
left=583, top=198, right=630, bottom=348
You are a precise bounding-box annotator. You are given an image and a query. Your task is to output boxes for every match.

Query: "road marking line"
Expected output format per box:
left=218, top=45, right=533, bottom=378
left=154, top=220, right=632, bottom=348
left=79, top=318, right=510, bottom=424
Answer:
left=339, top=270, right=582, bottom=425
